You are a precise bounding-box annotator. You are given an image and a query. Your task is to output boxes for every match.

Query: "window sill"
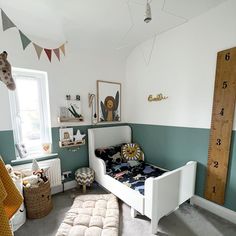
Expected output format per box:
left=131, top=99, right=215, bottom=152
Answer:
left=11, top=153, right=58, bottom=166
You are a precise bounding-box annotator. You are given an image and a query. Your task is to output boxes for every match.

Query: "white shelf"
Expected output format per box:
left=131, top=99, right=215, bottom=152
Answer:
left=59, top=139, right=85, bottom=148
left=58, top=117, right=84, bottom=123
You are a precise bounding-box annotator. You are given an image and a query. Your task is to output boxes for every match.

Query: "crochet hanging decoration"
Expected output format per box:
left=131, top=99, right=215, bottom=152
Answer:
left=121, top=143, right=144, bottom=161
left=0, top=51, right=16, bottom=90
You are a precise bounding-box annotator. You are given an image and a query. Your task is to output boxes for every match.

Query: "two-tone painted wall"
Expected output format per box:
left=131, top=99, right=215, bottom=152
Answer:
left=124, top=0, right=236, bottom=211
left=1, top=0, right=236, bottom=213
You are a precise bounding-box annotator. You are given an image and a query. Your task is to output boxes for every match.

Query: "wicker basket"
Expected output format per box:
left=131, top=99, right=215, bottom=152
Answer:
left=23, top=181, right=53, bottom=219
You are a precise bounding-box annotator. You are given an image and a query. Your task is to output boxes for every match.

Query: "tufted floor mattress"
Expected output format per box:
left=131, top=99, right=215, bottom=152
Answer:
left=56, top=194, right=119, bottom=236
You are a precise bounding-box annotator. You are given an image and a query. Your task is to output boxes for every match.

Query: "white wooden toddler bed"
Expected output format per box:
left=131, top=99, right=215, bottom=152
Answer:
left=88, top=126, right=197, bottom=234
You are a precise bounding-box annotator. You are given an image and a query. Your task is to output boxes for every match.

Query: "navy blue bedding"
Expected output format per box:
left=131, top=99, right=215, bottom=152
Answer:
left=95, top=144, right=167, bottom=195
left=106, top=161, right=166, bottom=195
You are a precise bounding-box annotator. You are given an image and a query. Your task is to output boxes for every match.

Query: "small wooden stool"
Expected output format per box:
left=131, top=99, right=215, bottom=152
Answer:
left=75, top=167, right=95, bottom=193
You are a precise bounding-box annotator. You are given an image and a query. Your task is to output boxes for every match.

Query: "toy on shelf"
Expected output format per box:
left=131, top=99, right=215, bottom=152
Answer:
left=59, top=128, right=86, bottom=149
left=74, top=129, right=86, bottom=141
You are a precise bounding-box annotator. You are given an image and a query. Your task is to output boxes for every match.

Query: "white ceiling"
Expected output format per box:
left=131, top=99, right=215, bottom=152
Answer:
left=0, top=0, right=227, bottom=53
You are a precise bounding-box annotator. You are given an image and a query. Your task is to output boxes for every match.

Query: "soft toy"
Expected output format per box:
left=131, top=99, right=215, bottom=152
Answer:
left=0, top=51, right=16, bottom=90
left=20, top=169, right=33, bottom=178
left=5, top=164, right=20, bottom=181
left=23, top=175, right=41, bottom=187
left=32, top=159, right=40, bottom=172
left=23, top=169, right=48, bottom=187
left=33, top=169, right=48, bottom=182
left=31, top=159, right=48, bottom=183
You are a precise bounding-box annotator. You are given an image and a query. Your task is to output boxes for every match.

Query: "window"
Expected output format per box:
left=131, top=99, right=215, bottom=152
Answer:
left=9, top=68, right=51, bottom=158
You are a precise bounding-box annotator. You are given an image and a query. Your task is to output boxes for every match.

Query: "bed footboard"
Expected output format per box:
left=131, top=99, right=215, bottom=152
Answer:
left=145, top=161, right=197, bottom=234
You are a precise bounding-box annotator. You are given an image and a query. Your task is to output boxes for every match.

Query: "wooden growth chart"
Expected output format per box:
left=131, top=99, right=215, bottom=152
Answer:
left=205, top=47, right=236, bottom=205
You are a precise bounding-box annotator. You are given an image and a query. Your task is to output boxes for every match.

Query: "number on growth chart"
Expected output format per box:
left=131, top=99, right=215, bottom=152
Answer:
left=216, top=139, right=222, bottom=145
left=225, top=53, right=230, bottom=61
left=222, top=81, right=228, bottom=89
left=213, top=161, right=219, bottom=168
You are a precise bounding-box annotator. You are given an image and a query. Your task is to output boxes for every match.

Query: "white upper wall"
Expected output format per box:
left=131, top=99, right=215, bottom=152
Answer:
left=1, top=0, right=235, bottom=131
left=0, top=30, right=126, bottom=131
left=124, top=0, right=236, bottom=129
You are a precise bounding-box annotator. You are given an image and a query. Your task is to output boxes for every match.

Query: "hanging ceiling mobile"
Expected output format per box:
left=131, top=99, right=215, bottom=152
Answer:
left=144, top=0, right=152, bottom=23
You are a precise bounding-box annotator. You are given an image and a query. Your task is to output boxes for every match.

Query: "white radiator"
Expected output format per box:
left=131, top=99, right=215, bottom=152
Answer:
left=13, top=158, right=62, bottom=187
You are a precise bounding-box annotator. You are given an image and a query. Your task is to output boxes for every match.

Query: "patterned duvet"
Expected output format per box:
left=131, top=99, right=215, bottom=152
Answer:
left=106, top=161, right=167, bottom=195
left=95, top=144, right=167, bottom=195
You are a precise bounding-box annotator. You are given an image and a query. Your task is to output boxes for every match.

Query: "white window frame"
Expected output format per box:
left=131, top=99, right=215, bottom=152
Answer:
left=9, top=68, right=52, bottom=158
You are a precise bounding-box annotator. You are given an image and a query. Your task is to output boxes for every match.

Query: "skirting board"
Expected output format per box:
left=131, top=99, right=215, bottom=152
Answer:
left=51, top=180, right=77, bottom=195
left=190, top=195, right=236, bottom=225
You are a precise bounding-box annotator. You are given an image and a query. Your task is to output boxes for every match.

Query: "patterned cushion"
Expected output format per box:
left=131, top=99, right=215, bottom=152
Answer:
left=121, top=143, right=144, bottom=161
left=75, top=168, right=95, bottom=186
left=95, top=144, right=124, bottom=166
left=56, top=194, right=119, bottom=236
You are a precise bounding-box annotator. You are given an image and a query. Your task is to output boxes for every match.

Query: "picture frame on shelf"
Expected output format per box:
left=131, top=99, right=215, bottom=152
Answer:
left=59, top=128, right=73, bottom=142
left=59, top=106, right=69, bottom=118
left=97, top=80, right=121, bottom=123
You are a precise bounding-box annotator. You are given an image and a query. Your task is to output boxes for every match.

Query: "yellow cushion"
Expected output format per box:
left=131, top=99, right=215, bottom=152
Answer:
left=121, top=143, right=144, bottom=161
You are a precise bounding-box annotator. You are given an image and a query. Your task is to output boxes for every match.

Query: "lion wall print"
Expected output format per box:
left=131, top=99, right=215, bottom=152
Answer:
left=97, top=80, right=121, bottom=122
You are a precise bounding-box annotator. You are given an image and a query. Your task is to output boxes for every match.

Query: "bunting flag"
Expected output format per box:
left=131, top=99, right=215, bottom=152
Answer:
left=44, top=49, right=52, bottom=62
left=19, top=30, right=31, bottom=50
left=0, top=8, right=66, bottom=62
left=53, top=48, right=60, bottom=61
left=1, top=9, right=16, bottom=31
left=59, top=44, right=65, bottom=56
left=33, top=43, right=43, bottom=59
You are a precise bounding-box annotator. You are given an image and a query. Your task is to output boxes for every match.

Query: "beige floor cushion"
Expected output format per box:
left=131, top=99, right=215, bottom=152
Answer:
left=56, top=194, right=119, bottom=236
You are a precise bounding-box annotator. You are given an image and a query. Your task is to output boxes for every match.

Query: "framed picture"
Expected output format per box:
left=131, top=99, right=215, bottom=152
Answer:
left=15, top=144, right=28, bottom=159
left=59, top=128, right=73, bottom=142
left=97, top=80, right=121, bottom=122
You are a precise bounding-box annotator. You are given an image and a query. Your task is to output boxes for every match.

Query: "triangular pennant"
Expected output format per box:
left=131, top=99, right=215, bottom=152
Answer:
left=44, top=49, right=52, bottom=62
left=53, top=48, right=60, bottom=61
left=59, top=44, right=65, bottom=56
left=19, top=30, right=31, bottom=50
left=1, top=9, right=16, bottom=31
left=33, top=43, right=43, bottom=59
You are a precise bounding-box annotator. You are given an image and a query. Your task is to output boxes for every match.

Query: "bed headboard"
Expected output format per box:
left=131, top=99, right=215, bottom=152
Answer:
left=88, top=126, right=132, bottom=172
left=88, top=125, right=131, bottom=149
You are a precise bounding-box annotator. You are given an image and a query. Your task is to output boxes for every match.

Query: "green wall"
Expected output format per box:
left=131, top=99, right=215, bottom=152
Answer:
left=0, top=130, right=16, bottom=160
left=1, top=123, right=235, bottom=211
left=130, top=123, right=236, bottom=212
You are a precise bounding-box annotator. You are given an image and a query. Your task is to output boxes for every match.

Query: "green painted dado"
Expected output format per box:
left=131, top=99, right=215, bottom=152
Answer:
left=0, top=130, right=16, bottom=160
left=130, top=123, right=236, bottom=212
left=1, top=123, right=235, bottom=212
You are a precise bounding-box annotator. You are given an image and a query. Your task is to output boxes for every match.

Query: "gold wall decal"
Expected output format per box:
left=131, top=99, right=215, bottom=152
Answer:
left=148, top=93, right=168, bottom=102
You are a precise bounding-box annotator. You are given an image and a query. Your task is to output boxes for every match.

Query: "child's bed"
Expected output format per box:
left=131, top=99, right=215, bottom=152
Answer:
left=88, top=125, right=197, bottom=234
